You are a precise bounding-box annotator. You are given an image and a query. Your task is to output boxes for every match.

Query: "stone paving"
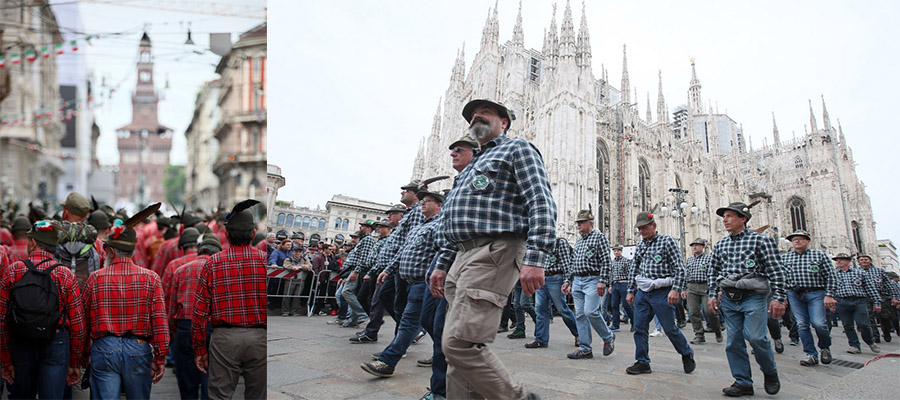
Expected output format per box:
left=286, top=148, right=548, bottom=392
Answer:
left=267, top=313, right=899, bottom=400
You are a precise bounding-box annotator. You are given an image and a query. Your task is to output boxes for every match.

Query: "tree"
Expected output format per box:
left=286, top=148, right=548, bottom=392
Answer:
left=163, top=165, right=185, bottom=208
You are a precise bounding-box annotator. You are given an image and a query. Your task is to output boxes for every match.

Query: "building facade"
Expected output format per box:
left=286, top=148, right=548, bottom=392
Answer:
left=269, top=194, right=392, bottom=246
left=185, top=80, right=221, bottom=212
left=115, top=33, right=172, bottom=206
left=0, top=0, right=66, bottom=207
left=266, top=163, right=285, bottom=220
left=214, top=23, right=266, bottom=208
left=412, top=2, right=878, bottom=256
left=877, top=239, right=898, bottom=273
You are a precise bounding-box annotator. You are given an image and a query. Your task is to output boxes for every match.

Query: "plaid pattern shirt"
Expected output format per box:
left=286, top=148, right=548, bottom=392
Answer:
left=388, top=214, right=442, bottom=281
left=191, top=244, right=266, bottom=357
left=708, top=229, right=787, bottom=302
left=348, top=234, right=376, bottom=274
left=379, top=204, right=424, bottom=273
left=367, top=233, right=393, bottom=277
left=162, top=251, right=199, bottom=305
left=8, top=240, right=27, bottom=264
left=834, top=267, right=880, bottom=302
left=436, top=134, right=557, bottom=271
left=0, top=246, right=9, bottom=275
left=0, top=250, right=87, bottom=368
left=859, top=266, right=898, bottom=299
left=82, top=258, right=169, bottom=366
left=781, top=249, right=836, bottom=297
left=569, top=230, right=611, bottom=283
left=544, top=238, right=573, bottom=276
left=366, top=237, right=388, bottom=271
left=611, top=256, right=634, bottom=283
left=0, top=228, right=12, bottom=247
left=684, top=253, right=713, bottom=283
left=168, top=255, right=210, bottom=326
left=627, top=234, right=686, bottom=293
left=151, top=238, right=182, bottom=276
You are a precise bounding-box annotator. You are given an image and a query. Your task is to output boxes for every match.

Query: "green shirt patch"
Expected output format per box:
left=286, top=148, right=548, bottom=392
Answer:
left=745, top=259, right=756, bottom=267
left=585, top=251, right=594, bottom=258
left=653, top=255, right=662, bottom=262
left=808, top=264, right=820, bottom=273
left=473, top=175, right=489, bottom=189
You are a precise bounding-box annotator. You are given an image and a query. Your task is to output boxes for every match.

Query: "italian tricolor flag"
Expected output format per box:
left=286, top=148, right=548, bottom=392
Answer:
left=41, top=46, right=50, bottom=59
left=55, top=43, right=63, bottom=55
left=10, top=53, right=20, bottom=64
left=70, top=40, right=78, bottom=52
left=25, top=49, right=36, bottom=62
left=0, top=55, right=5, bottom=68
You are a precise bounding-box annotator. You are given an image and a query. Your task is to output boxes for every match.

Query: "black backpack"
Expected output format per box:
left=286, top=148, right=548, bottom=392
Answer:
left=8, top=259, right=61, bottom=344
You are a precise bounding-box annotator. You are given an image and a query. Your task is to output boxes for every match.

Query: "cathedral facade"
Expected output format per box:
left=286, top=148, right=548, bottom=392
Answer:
left=411, top=2, right=877, bottom=257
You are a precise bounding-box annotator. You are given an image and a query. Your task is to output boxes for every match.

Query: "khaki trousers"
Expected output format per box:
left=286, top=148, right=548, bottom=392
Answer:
left=208, top=327, right=267, bottom=400
left=687, top=282, right=721, bottom=338
left=442, top=237, right=525, bottom=400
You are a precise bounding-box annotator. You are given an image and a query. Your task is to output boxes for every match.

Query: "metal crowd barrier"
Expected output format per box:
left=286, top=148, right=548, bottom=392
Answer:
left=266, top=267, right=341, bottom=317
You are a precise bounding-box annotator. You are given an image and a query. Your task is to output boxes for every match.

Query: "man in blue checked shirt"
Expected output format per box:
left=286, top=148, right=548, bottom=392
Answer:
left=619, top=212, right=694, bottom=376
left=682, top=238, right=722, bottom=344
left=562, top=208, right=615, bottom=360
left=362, top=189, right=444, bottom=378
left=707, top=202, right=785, bottom=397
left=781, top=230, right=836, bottom=367
left=831, top=253, right=881, bottom=354
left=525, top=237, right=579, bottom=349
left=429, top=99, right=554, bottom=400
left=341, top=220, right=377, bottom=327
left=609, top=243, right=635, bottom=332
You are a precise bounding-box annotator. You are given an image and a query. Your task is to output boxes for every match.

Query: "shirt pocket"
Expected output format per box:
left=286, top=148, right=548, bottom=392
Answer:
left=470, top=159, right=504, bottom=193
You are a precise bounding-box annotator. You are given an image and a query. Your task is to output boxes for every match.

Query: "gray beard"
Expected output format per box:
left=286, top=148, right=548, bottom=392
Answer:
left=468, top=123, right=492, bottom=142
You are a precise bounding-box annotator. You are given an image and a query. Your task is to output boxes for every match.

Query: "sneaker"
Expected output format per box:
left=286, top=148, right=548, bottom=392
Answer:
left=789, top=339, right=799, bottom=346
left=525, top=392, right=542, bottom=400
left=525, top=341, right=548, bottom=348
left=567, top=349, right=593, bottom=359
left=281, top=312, right=290, bottom=317
left=361, top=360, right=394, bottom=378
left=625, top=361, right=652, bottom=375
left=341, top=320, right=362, bottom=328
left=682, top=353, right=696, bottom=373
left=885, top=334, right=892, bottom=343
left=371, top=351, right=404, bottom=360
left=715, top=332, right=723, bottom=343
left=869, top=343, right=881, bottom=353
left=873, top=335, right=881, bottom=344
left=611, top=328, right=621, bottom=332
left=690, top=337, right=706, bottom=345
left=774, top=339, right=784, bottom=353
left=763, top=371, right=780, bottom=395
left=847, top=347, right=861, bottom=354
left=722, top=382, right=754, bottom=397
left=603, top=333, right=615, bottom=356
left=318, top=311, right=327, bottom=316
left=350, top=334, right=377, bottom=344
left=497, top=325, right=509, bottom=333
left=678, top=320, right=687, bottom=329
left=820, top=348, right=832, bottom=364
left=326, top=318, right=346, bottom=325
left=413, top=330, right=427, bottom=344
left=419, top=388, right=445, bottom=400
left=649, top=330, right=663, bottom=337
left=417, top=357, right=433, bottom=367
left=507, top=329, right=526, bottom=339
left=800, top=354, right=818, bottom=366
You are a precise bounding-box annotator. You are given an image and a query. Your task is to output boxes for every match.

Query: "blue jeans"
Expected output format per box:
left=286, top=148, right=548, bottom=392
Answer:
left=632, top=288, right=692, bottom=364
left=175, top=319, right=209, bottom=400
left=572, top=275, right=613, bottom=353
left=90, top=336, right=154, bottom=400
left=535, top=274, right=578, bottom=344
left=513, top=283, right=536, bottom=331
left=721, top=294, right=777, bottom=387
left=379, top=280, right=425, bottom=367
left=8, top=329, right=69, bottom=399
left=835, top=297, right=874, bottom=348
left=787, top=290, right=831, bottom=356
left=422, top=268, right=447, bottom=397
left=610, top=282, right=634, bottom=329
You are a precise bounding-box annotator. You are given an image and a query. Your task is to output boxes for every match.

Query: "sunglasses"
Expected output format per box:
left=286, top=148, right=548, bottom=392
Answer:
left=450, top=146, right=471, bottom=154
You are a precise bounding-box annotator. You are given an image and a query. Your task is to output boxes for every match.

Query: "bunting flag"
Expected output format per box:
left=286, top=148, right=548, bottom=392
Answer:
left=41, top=46, right=50, bottom=59
left=0, top=55, right=5, bottom=69
left=25, top=49, right=36, bottom=63
left=10, top=53, right=20, bottom=64
left=55, top=43, right=63, bottom=55
left=70, top=40, right=78, bottom=52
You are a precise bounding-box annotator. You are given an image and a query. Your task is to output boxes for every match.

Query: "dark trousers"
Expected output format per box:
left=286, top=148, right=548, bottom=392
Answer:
left=175, top=319, right=209, bottom=400
left=513, top=282, right=536, bottom=331
left=866, top=299, right=881, bottom=340
left=357, top=278, right=376, bottom=315
left=422, top=266, right=448, bottom=397
left=836, top=297, right=874, bottom=349
left=266, top=277, right=283, bottom=310
left=364, top=275, right=397, bottom=338
left=393, top=275, right=410, bottom=326
left=880, top=299, right=899, bottom=338
left=9, top=329, right=69, bottom=399
left=610, top=282, right=634, bottom=329
left=499, top=293, right=514, bottom=328
left=767, top=303, right=799, bottom=341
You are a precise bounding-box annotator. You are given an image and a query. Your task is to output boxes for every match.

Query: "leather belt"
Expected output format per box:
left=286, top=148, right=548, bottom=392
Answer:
left=574, top=272, right=598, bottom=277
left=456, top=233, right=525, bottom=253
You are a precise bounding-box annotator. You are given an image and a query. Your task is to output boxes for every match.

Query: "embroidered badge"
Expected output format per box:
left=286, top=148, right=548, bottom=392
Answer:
left=653, top=255, right=662, bottom=262
left=808, top=265, right=820, bottom=273
left=549, top=256, right=557, bottom=263
left=700, top=266, right=707, bottom=271
left=586, top=251, right=594, bottom=258
left=745, top=259, right=756, bottom=267
left=415, top=236, right=423, bottom=245
left=473, top=175, right=489, bottom=189
left=854, top=279, right=862, bottom=286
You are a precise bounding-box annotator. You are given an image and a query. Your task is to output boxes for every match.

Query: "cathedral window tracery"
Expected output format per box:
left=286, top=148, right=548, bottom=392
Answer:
left=788, top=197, right=808, bottom=232
left=638, top=159, right=651, bottom=211
left=852, top=221, right=864, bottom=253
left=597, top=140, right=610, bottom=231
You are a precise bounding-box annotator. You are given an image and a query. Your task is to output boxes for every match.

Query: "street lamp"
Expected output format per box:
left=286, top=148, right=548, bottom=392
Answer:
left=658, top=188, right=700, bottom=258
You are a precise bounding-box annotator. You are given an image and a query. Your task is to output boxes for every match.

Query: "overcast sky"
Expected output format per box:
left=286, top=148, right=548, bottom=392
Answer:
left=56, top=0, right=265, bottom=166
left=272, top=0, right=900, bottom=244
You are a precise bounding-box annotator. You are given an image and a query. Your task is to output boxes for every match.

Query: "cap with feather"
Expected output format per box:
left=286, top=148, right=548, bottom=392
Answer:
left=103, top=202, right=161, bottom=252
left=224, top=199, right=260, bottom=230
left=715, top=200, right=761, bottom=220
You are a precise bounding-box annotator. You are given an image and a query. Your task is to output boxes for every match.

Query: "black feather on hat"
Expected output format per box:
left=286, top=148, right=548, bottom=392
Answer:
left=104, top=202, right=161, bottom=252
left=28, top=202, right=46, bottom=224
left=225, top=199, right=260, bottom=230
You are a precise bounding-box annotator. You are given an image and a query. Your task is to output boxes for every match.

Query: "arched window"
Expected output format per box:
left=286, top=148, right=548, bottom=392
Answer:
left=852, top=221, right=864, bottom=254
left=310, top=217, right=318, bottom=230
left=334, top=218, right=342, bottom=229
left=794, top=156, right=803, bottom=169
left=285, top=214, right=294, bottom=227
left=294, top=217, right=303, bottom=228
left=638, top=159, right=651, bottom=212
left=342, top=219, right=349, bottom=231
left=596, top=139, right=610, bottom=231
left=318, top=218, right=326, bottom=231
left=302, top=216, right=311, bottom=228
left=788, top=197, right=807, bottom=232
left=276, top=213, right=285, bottom=226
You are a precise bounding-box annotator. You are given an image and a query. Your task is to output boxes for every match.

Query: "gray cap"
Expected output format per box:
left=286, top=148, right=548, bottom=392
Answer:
left=785, top=230, right=811, bottom=241
left=635, top=212, right=656, bottom=228
left=59, top=192, right=91, bottom=217
left=716, top=202, right=752, bottom=220
left=689, top=238, right=707, bottom=246
left=832, top=253, right=852, bottom=260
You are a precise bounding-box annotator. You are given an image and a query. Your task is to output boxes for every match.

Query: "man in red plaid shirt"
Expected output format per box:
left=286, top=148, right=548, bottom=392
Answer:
left=169, top=234, right=222, bottom=399
left=153, top=212, right=202, bottom=276
left=192, top=199, right=266, bottom=400
left=0, top=220, right=86, bottom=398
left=162, top=228, right=201, bottom=308
left=82, top=203, right=169, bottom=399
left=7, top=216, right=30, bottom=264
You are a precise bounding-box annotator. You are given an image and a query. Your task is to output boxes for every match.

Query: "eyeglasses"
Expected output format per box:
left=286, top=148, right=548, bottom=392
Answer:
left=450, top=146, right=471, bottom=154
left=420, top=199, right=437, bottom=204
